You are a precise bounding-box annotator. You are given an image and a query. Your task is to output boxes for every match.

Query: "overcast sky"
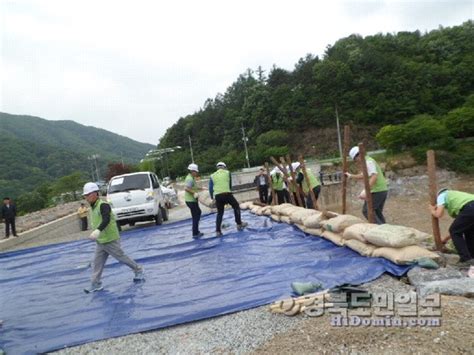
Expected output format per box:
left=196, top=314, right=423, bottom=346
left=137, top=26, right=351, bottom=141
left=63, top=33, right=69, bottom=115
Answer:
left=1, top=1, right=472, bottom=145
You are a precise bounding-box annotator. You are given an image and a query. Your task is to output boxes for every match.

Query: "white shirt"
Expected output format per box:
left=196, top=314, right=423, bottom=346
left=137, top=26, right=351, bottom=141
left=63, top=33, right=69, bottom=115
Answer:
left=366, top=159, right=377, bottom=176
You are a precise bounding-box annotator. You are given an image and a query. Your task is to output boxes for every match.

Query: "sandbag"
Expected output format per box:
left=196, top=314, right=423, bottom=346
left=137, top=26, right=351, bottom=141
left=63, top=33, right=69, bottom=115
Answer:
left=342, top=223, right=377, bottom=243
left=372, top=245, right=440, bottom=265
left=239, top=201, right=252, bottom=210
left=294, top=224, right=307, bottom=233
left=363, top=224, right=419, bottom=248
left=289, top=208, right=317, bottom=224
left=406, top=227, right=431, bottom=242
left=321, top=231, right=345, bottom=246
left=270, top=214, right=281, bottom=222
left=278, top=205, right=302, bottom=217
left=321, top=214, right=364, bottom=233
left=302, top=212, right=324, bottom=229
left=261, top=206, right=272, bottom=216
left=345, top=239, right=377, bottom=257
left=198, top=194, right=216, bottom=208
left=305, top=228, right=323, bottom=237
left=280, top=215, right=292, bottom=224
left=250, top=206, right=262, bottom=214
left=271, top=203, right=293, bottom=215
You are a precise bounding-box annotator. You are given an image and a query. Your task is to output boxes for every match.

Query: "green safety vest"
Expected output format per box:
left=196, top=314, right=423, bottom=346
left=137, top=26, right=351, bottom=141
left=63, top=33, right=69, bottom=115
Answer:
left=211, top=169, right=231, bottom=196
left=90, top=199, right=120, bottom=244
left=184, top=173, right=198, bottom=202
left=272, top=174, right=284, bottom=191
left=445, top=190, right=474, bottom=218
left=301, top=169, right=321, bottom=194
left=366, top=157, right=388, bottom=193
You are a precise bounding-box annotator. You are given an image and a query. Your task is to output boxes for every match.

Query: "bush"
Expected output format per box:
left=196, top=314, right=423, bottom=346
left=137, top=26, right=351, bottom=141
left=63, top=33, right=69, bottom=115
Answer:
left=444, top=107, right=474, bottom=138
left=376, top=114, right=452, bottom=152
left=256, top=130, right=289, bottom=146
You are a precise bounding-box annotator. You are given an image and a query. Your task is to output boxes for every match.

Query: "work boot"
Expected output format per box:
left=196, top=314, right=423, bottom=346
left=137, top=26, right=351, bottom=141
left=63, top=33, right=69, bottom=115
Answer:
left=454, top=259, right=474, bottom=268
left=133, top=268, right=145, bottom=282
left=216, top=231, right=223, bottom=237
left=192, top=232, right=204, bottom=239
left=84, top=282, right=104, bottom=293
left=237, top=222, right=248, bottom=231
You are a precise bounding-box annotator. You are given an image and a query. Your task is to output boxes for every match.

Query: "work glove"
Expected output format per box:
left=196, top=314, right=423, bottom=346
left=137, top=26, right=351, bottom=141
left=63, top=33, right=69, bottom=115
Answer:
left=193, top=192, right=199, bottom=199
left=345, top=172, right=352, bottom=179
left=89, top=229, right=100, bottom=241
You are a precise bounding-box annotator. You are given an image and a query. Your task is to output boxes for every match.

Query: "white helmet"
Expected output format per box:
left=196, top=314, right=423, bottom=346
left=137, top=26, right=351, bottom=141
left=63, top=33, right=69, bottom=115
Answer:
left=216, top=161, right=227, bottom=168
left=187, top=163, right=199, bottom=172
left=291, top=162, right=301, bottom=170
left=271, top=167, right=281, bottom=175
left=349, top=146, right=360, bottom=160
left=83, top=182, right=99, bottom=195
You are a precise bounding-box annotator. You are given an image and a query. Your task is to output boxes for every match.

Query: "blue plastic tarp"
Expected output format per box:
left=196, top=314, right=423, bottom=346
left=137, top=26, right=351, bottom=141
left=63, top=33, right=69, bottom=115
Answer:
left=0, top=211, right=411, bottom=354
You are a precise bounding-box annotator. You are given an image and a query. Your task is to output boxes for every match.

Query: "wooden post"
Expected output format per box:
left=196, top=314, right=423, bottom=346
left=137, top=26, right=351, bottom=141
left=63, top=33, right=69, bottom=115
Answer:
left=265, top=162, right=277, bottom=205
left=342, top=125, right=351, bottom=214
left=298, top=155, right=318, bottom=210
left=427, top=150, right=443, bottom=251
left=358, top=143, right=375, bottom=223
left=279, top=156, right=297, bottom=205
left=286, top=155, right=304, bottom=207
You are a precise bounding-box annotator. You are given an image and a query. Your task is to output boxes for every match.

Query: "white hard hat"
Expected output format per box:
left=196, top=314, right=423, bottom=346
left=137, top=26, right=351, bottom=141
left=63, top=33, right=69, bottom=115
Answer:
left=187, top=163, right=199, bottom=172
left=83, top=182, right=99, bottom=195
left=271, top=167, right=281, bottom=175
left=216, top=161, right=227, bottom=168
left=291, top=162, right=301, bottom=170
left=349, top=146, right=360, bottom=160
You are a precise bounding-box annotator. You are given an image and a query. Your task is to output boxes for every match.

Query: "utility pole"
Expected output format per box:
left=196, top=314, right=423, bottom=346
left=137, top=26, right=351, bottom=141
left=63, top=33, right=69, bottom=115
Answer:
left=188, top=135, right=194, bottom=163
left=335, top=104, right=343, bottom=159
left=241, top=124, right=250, bottom=168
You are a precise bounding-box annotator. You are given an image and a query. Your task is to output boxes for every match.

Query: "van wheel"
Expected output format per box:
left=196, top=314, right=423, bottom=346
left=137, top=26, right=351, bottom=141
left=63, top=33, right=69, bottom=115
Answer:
left=155, top=210, right=163, bottom=225
left=160, top=206, right=169, bottom=221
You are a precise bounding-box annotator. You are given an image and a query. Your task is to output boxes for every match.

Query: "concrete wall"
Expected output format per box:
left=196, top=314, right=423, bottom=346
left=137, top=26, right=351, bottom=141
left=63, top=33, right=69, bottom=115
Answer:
left=0, top=213, right=84, bottom=252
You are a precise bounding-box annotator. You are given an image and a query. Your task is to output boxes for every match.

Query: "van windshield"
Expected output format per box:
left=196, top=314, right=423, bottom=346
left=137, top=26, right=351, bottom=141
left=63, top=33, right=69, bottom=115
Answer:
left=108, top=175, right=150, bottom=193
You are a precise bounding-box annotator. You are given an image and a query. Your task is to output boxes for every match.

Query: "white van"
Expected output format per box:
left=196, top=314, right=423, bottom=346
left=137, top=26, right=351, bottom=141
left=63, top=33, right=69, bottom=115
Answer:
left=106, top=172, right=168, bottom=226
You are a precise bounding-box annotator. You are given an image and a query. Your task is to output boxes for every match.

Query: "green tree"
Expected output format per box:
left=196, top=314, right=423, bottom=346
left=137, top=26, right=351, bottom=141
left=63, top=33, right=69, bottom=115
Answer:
left=52, top=172, right=86, bottom=201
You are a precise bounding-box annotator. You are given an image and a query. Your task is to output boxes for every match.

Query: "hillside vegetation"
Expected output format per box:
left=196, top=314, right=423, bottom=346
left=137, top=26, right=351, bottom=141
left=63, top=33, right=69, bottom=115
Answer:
left=0, top=112, right=154, bottom=199
left=159, top=21, right=473, bottom=176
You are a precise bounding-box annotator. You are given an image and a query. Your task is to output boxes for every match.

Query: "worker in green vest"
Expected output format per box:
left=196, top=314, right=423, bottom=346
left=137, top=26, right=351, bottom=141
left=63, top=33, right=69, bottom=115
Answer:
left=287, top=162, right=305, bottom=207
left=429, top=189, right=474, bottom=266
left=185, top=163, right=204, bottom=239
left=82, top=182, right=144, bottom=293
left=269, top=167, right=287, bottom=205
left=346, top=146, right=388, bottom=224
left=209, top=162, right=248, bottom=236
left=294, top=162, right=321, bottom=209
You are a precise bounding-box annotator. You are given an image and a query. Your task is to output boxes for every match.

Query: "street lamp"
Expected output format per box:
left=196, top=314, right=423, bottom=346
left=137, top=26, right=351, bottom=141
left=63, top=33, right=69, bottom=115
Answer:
left=144, top=146, right=182, bottom=178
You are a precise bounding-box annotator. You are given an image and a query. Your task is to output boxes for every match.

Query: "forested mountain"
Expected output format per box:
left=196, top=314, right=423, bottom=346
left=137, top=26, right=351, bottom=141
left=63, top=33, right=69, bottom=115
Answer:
left=159, top=21, right=473, bottom=176
left=0, top=113, right=154, bottom=198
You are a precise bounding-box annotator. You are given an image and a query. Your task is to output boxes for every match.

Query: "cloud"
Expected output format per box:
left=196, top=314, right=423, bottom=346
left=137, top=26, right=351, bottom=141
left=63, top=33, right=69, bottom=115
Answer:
left=1, top=0, right=472, bottom=144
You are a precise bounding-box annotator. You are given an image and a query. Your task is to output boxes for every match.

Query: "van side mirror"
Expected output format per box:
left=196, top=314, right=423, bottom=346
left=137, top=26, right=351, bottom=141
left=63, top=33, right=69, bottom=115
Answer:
left=153, top=181, right=160, bottom=189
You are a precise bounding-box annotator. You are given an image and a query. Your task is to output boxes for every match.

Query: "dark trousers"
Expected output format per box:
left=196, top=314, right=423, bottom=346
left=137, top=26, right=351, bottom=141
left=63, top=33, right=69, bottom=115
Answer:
left=449, top=201, right=474, bottom=262
left=269, top=190, right=286, bottom=205
left=186, top=201, right=202, bottom=236
left=362, top=190, right=388, bottom=225
left=305, top=186, right=321, bottom=209
left=258, top=185, right=268, bottom=204
left=5, top=218, right=16, bottom=237
left=293, top=192, right=306, bottom=207
left=215, top=193, right=241, bottom=232
left=80, top=217, right=88, bottom=231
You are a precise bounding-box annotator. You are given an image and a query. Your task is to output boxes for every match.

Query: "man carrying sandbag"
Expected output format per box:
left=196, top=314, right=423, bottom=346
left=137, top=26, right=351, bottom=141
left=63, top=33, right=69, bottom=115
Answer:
left=346, top=147, right=388, bottom=224
left=429, top=188, right=474, bottom=267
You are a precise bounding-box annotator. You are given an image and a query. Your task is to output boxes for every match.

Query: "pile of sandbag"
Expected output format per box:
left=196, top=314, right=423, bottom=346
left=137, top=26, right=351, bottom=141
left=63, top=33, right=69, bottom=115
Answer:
left=243, top=201, right=438, bottom=266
